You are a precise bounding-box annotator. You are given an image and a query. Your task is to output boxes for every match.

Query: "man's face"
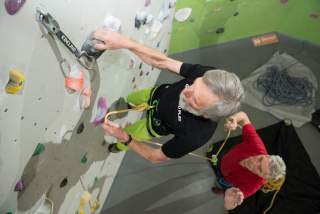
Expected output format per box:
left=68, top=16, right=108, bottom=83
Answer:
left=179, top=77, right=219, bottom=116
left=243, top=155, right=271, bottom=179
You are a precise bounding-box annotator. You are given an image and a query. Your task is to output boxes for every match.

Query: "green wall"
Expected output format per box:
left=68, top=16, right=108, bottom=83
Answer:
left=169, top=0, right=320, bottom=54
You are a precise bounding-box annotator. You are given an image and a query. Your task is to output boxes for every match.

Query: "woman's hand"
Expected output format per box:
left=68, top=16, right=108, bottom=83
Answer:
left=101, top=120, right=129, bottom=142
left=92, top=28, right=132, bottom=50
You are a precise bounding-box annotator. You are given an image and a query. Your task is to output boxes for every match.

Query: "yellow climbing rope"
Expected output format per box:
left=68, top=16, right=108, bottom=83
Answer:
left=261, top=176, right=286, bottom=214
left=104, top=103, right=154, bottom=122
left=103, top=106, right=285, bottom=213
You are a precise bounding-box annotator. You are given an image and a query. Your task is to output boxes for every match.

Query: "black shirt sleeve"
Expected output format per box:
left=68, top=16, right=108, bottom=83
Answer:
left=161, top=121, right=217, bottom=158
left=180, top=63, right=217, bottom=80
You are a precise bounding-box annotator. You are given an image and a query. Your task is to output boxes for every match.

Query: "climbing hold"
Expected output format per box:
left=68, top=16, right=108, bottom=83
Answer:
left=163, top=49, right=167, bottom=54
left=216, top=27, right=225, bottom=34
left=128, top=58, right=135, bottom=69
left=139, top=71, right=144, bottom=76
left=139, top=62, right=143, bottom=69
left=60, top=177, right=68, bottom=188
left=132, top=77, right=136, bottom=83
left=64, top=65, right=84, bottom=92
left=5, top=0, right=26, bottom=15
left=144, top=0, right=151, bottom=7
left=32, top=143, right=45, bottom=156
left=149, top=20, right=162, bottom=39
left=146, top=72, right=150, bottom=76
left=309, top=12, right=319, bottom=19
left=77, top=123, right=85, bottom=134
left=80, top=191, right=91, bottom=206
left=90, top=200, right=101, bottom=212
left=233, top=11, right=239, bottom=16
left=79, top=86, right=92, bottom=110
left=103, top=15, right=122, bottom=32
left=92, top=97, right=108, bottom=126
left=81, top=153, right=88, bottom=164
left=14, top=179, right=24, bottom=192
left=280, top=0, right=288, bottom=4
left=5, top=212, right=13, bottom=214
left=135, top=11, right=148, bottom=29
left=156, top=42, right=161, bottom=48
left=175, top=8, right=192, bottom=22
left=5, top=69, right=25, bottom=94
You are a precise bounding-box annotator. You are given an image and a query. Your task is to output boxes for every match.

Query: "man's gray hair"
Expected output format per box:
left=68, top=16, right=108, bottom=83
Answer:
left=201, top=69, right=244, bottom=120
left=268, top=155, right=286, bottom=180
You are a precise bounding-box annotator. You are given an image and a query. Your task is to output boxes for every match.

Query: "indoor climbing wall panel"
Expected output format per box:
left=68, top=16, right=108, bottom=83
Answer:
left=169, top=0, right=320, bottom=53
left=0, top=0, right=175, bottom=213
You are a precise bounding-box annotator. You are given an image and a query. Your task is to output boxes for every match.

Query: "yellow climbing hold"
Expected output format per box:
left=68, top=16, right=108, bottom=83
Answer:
left=90, top=200, right=101, bottom=213
left=5, top=69, right=25, bottom=94
left=80, top=191, right=91, bottom=206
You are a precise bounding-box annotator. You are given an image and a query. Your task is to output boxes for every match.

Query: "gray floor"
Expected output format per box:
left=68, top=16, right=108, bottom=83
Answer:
left=101, top=33, right=320, bottom=214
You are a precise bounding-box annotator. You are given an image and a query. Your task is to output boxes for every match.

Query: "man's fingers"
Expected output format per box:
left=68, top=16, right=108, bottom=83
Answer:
left=104, top=120, right=120, bottom=128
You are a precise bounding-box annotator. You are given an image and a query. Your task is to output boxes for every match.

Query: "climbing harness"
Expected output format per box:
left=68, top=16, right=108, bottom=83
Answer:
left=36, top=9, right=96, bottom=71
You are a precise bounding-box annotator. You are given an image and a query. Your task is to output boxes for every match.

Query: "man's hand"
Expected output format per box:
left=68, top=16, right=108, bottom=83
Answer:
left=224, top=111, right=250, bottom=131
left=92, top=28, right=132, bottom=50
left=224, top=187, right=244, bottom=210
left=101, top=120, right=129, bottom=142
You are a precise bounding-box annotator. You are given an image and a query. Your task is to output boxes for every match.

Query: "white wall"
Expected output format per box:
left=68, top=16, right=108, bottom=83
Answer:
left=0, top=0, right=175, bottom=213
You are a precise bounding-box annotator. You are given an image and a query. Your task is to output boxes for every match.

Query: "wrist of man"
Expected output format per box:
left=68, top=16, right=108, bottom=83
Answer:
left=121, top=134, right=132, bottom=146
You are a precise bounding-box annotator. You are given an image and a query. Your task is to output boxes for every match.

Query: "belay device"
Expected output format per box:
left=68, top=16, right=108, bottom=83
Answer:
left=36, top=9, right=96, bottom=70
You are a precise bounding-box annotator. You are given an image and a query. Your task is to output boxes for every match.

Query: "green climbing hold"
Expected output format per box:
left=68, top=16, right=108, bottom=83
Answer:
left=32, top=143, right=45, bottom=156
left=6, top=212, right=13, bottom=214
left=94, top=176, right=98, bottom=184
left=81, top=153, right=88, bottom=164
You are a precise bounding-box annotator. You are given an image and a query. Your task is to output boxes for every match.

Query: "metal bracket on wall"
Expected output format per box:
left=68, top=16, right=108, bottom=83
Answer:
left=35, top=9, right=96, bottom=71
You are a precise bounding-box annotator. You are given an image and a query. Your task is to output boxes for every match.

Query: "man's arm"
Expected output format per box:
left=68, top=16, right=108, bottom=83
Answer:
left=93, top=28, right=183, bottom=74
left=128, top=140, right=169, bottom=163
left=101, top=120, right=170, bottom=163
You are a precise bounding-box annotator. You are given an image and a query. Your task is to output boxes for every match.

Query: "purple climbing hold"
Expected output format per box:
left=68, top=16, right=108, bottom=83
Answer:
left=280, top=0, right=288, bottom=4
left=92, top=97, right=108, bottom=126
left=5, top=0, right=26, bottom=15
left=14, top=180, right=24, bottom=192
left=144, top=0, right=151, bottom=7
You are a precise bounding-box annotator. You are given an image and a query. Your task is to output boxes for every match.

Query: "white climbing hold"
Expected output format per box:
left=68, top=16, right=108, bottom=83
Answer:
left=175, top=8, right=192, bottom=22
left=149, top=20, right=162, bottom=39
left=103, top=15, right=122, bottom=32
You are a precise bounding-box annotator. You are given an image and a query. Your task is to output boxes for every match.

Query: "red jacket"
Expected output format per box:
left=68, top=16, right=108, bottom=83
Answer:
left=221, top=124, right=268, bottom=198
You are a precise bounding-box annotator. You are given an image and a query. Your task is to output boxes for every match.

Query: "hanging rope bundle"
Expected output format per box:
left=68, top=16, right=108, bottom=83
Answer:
left=256, top=65, right=315, bottom=106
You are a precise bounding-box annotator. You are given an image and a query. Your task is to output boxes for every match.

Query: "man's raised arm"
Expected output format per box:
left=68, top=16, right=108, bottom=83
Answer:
left=92, top=28, right=183, bottom=74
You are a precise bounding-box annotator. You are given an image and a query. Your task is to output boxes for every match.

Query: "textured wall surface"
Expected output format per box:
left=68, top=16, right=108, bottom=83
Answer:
left=169, top=0, right=320, bottom=53
left=0, top=0, right=175, bottom=213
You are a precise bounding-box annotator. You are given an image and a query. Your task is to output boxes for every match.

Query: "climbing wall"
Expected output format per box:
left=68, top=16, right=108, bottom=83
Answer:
left=0, top=0, right=175, bottom=213
left=169, top=0, right=320, bottom=53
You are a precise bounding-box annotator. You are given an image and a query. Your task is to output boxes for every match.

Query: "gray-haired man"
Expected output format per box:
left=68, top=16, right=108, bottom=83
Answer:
left=93, top=28, right=244, bottom=163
